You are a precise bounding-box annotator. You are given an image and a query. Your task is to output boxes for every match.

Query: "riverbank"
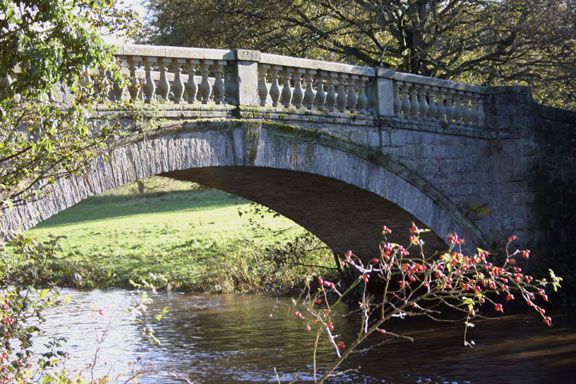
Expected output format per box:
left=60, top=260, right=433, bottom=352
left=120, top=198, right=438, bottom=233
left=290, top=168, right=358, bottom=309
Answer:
left=13, top=179, right=337, bottom=294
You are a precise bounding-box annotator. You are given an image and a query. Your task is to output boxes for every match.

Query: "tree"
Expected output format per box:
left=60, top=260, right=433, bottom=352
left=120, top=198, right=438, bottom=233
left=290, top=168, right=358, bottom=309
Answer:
left=0, top=0, right=138, bottom=212
left=293, top=224, right=562, bottom=383
left=1, top=1, right=136, bottom=382
left=144, top=0, right=576, bottom=109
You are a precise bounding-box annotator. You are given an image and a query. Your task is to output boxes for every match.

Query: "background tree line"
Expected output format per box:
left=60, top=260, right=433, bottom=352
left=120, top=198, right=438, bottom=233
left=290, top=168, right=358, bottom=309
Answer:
left=143, top=0, right=576, bottom=110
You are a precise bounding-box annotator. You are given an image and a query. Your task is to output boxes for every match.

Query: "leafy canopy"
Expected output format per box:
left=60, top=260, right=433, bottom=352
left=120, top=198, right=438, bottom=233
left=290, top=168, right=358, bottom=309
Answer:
left=0, top=0, right=138, bottom=213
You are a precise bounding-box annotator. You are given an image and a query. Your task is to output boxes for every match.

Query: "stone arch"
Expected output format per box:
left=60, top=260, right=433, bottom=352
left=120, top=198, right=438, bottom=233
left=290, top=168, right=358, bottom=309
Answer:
left=1, top=120, right=485, bottom=257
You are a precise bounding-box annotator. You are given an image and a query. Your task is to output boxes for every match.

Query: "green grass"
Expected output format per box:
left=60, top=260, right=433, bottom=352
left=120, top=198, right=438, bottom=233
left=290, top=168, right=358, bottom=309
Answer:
left=23, top=179, right=336, bottom=293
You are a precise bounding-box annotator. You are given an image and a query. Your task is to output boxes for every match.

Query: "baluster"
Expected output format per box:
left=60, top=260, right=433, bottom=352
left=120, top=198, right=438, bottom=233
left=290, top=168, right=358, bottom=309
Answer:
left=270, top=65, right=282, bottom=107
left=325, top=73, right=337, bottom=112
left=157, top=58, right=171, bottom=101
left=470, top=92, right=478, bottom=125
left=258, top=64, right=269, bottom=107
left=427, top=86, right=438, bottom=120
left=450, top=90, right=459, bottom=123
left=79, top=65, right=93, bottom=89
left=356, top=76, right=368, bottom=115
left=419, top=85, right=429, bottom=120
left=409, top=85, right=420, bottom=119
left=366, top=79, right=378, bottom=115
left=463, top=90, right=471, bottom=124
left=112, top=77, right=124, bottom=102
left=346, top=75, right=358, bottom=112
left=453, top=90, right=464, bottom=125
left=185, top=59, right=199, bottom=104
left=445, top=89, right=455, bottom=122
left=199, top=60, right=212, bottom=104
left=336, top=74, right=348, bottom=112
left=463, top=91, right=473, bottom=125
left=127, top=57, right=141, bottom=101
left=280, top=68, right=293, bottom=108
left=111, top=58, right=125, bottom=102
left=98, top=69, right=112, bottom=101
left=314, top=71, right=326, bottom=110
left=303, top=69, right=316, bottom=110
left=292, top=69, right=304, bottom=109
left=400, top=82, right=411, bottom=118
left=458, top=90, right=467, bottom=124
left=143, top=57, right=156, bottom=104
left=393, top=81, right=402, bottom=116
left=436, top=89, right=446, bottom=122
left=476, top=95, right=485, bottom=126
left=269, top=66, right=281, bottom=107
left=224, top=63, right=236, bottom=105
left=459, top=91, right=468, bottom=124
left=213, top=61, right=226, bottom=105
left=171, top=59, right=185, bottom=104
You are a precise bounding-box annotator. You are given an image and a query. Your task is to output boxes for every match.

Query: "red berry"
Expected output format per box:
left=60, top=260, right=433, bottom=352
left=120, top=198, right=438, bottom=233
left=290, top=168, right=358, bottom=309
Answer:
left=522, top=250, right=531, bottom=259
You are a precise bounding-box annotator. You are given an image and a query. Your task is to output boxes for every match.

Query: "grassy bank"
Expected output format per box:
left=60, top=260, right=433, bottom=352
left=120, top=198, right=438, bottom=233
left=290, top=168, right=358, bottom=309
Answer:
left=17, top=178, right=337, bottom=293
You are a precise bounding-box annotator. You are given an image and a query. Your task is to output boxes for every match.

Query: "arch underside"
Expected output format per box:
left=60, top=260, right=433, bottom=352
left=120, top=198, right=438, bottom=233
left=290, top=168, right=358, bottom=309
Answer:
left=2, top=120, right=483, bottom=257
left=162, top=166, right=446, bottom=257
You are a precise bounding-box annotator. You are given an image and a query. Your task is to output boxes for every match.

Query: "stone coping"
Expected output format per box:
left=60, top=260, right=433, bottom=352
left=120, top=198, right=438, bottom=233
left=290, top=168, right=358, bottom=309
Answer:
left=114, top=44, right=235, bottom=61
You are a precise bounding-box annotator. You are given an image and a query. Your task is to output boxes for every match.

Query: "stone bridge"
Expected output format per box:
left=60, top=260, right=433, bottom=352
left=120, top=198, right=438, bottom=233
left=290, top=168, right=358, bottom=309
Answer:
left=2, top=45, right=575, bottom=261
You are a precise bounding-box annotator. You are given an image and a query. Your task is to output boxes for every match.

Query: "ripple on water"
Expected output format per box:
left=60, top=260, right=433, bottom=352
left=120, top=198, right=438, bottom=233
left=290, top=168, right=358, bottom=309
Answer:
left=38, top=289, right=576, bottom=384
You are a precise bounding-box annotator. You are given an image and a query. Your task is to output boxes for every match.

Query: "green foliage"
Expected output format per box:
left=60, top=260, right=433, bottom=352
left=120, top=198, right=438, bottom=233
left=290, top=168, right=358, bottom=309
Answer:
left=293, top=224, right=561, bottom=383
left=0, top=0, right=138, bottom=212
left=0, top=0, right=134, bottom=98
left=0, top=1, right=139, bottom=382
left=1, top=235, right=68, bottom=382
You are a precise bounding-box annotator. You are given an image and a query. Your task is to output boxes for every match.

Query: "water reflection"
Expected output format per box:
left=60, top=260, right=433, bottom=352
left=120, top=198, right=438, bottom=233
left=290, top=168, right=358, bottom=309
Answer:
left=41, top=289, right=576, bottom=383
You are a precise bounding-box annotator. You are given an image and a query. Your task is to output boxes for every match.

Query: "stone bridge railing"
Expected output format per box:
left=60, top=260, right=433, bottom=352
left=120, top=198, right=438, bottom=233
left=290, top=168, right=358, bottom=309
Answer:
left=2, top=44, right=488, bottom=127
left=108, top=45, right=487, bottom=126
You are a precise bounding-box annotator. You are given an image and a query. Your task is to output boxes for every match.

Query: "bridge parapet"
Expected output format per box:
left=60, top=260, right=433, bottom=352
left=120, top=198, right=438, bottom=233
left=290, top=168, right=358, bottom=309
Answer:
left=1, top=44, right=489, bottom=127
left=107, top=45, right=487, bottom=127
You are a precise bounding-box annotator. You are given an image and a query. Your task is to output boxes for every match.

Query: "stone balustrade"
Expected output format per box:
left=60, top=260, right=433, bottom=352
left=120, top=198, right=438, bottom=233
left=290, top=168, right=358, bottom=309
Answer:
left=257, top=53, right=377, bottom=115
left=113, top=45, right=235, bottom=105
left=1, top=44, right=489, bottom=127
left=381, top=69, right=487, bottom=126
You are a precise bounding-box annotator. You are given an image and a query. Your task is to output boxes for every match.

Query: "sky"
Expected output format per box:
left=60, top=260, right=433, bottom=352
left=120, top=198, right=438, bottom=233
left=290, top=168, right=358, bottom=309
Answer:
left=119, top=0, right=147, bottom=19
left=105, top=0, right=149, bottom=44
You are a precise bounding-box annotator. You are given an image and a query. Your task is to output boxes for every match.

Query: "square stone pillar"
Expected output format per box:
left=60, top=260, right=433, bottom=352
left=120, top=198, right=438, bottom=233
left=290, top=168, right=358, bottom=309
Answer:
left=233, top=49, right=262, bottom=106
left=376, top=67, right=395, bottom=116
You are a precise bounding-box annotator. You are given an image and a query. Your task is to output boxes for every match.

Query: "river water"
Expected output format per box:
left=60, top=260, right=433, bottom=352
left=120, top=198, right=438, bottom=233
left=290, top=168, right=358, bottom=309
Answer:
left=41, top=289, right=576, bottom=383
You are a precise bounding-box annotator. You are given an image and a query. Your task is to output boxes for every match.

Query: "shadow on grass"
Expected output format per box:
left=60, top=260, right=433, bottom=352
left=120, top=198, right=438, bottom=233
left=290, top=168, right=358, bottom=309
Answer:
left=35, top=189, right=250, bottom=228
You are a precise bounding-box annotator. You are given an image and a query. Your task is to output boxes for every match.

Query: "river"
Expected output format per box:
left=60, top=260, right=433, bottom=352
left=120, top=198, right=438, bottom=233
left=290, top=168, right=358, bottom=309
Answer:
left=40, top=289, right=576, bottom=383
